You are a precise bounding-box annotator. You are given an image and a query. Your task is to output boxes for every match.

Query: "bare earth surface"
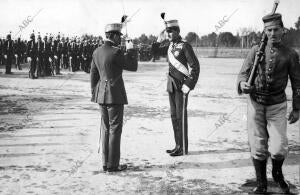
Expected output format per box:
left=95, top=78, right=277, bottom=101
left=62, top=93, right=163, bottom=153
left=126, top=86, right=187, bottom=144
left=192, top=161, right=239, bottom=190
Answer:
left=0, top=59, right=299, bottom=195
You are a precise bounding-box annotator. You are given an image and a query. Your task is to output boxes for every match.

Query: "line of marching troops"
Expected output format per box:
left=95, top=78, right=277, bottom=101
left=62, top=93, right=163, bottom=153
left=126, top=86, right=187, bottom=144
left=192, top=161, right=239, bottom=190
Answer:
left=0, top=31, right=103, bottom=79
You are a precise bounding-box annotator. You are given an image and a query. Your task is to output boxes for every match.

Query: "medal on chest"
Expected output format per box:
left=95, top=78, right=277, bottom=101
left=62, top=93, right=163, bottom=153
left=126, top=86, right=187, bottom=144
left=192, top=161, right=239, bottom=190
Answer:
left=173, top=50, right=180, bottom=57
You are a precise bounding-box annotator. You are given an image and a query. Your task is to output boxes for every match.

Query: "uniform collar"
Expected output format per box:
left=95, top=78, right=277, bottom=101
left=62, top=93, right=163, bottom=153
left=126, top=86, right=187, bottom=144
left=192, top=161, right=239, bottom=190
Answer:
left=171, top=36, right=182, bottom=44
left=104, top=39, right=118, bottom=47
left=267, top=41, right=282, bottom=48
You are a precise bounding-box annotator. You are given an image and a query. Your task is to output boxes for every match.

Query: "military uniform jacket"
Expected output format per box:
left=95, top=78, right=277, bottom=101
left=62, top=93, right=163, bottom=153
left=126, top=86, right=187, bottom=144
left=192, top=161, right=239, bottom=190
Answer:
left=36, top=41, right=44, bottom=55
left=52, top=40, right=62, bottom=57
left=3, top=40, right=14, bottom=56
left=90, top=40, right=138, bottom=104
left=0, top=40, right=3, bottom=55
left=152, top=36, right=200, bottom=93
left=237, top=43, right=300, bottom=110
left=15, top=40, right=23, bottom=55
left=62, top=42, right=68, bottom=55
left=26, top=40, right=37, bottom=58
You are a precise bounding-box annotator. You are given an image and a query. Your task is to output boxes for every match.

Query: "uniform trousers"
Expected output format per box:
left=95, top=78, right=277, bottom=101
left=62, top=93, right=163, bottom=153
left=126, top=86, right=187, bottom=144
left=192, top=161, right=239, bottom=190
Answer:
left=169, top=90, right=188, bottom=151
left=247, top=96, right=288, bottom=160
left=99, top=104, right=124, bottom=168
left=5, top=55, right=13, bottom=73
left=29, top=57, right=37, bottom=77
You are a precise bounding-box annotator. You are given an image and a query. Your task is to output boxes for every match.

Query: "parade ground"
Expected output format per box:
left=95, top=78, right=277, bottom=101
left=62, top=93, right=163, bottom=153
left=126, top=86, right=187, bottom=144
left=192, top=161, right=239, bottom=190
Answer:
left=0, top=58, right=299, bottom=194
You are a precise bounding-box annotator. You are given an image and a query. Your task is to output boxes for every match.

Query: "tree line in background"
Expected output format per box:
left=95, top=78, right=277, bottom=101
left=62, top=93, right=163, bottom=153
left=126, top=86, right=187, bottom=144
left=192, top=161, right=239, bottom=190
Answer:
left=133, top=17, right=300, bottom=48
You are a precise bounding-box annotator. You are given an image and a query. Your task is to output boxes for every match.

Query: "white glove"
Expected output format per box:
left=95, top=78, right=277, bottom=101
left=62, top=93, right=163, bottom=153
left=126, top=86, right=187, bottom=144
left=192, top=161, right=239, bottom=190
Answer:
left=54, top=55, right=58, bottom=59
left=49, top=57, right=52, bottom=62
left=157, top=29, right=167, bottom=43
left=4, top=55, right=7, bottom=59
left=181, top=84, right=190, bottom=94
left=126, top=40, right=134, bottom=50
left=27, top=57, right=32, bottom=62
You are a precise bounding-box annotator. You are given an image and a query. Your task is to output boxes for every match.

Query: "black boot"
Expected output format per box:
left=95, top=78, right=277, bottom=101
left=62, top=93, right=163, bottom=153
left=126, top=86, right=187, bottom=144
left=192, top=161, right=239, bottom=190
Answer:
left=272, top=159, right=290, bottom=194
left=252, top=158, right=268, bottom=194
left=167, top=119, right=179, bottom=154
left=170, top=146, right=183, bottom=157
left=166, top=147, right=177, bottom=154
left=107, top=164, right=127, bottom=172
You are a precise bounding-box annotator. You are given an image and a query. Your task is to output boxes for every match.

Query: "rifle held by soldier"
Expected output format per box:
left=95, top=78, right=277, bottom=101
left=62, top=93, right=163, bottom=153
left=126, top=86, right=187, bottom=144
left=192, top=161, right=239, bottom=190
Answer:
left=246, top=0, right=280, bottom=86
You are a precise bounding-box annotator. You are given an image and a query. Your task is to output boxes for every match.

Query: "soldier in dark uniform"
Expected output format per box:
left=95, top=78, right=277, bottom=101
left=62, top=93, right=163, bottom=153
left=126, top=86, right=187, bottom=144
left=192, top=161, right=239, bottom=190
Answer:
left=69, top=38, right=77, bottom=72
left=43, top=34, right=52, bottom=76
left=237, top=13, right=300, bottom=194
left=14, top=37, right=23, bottom=70
left=152, top=20, right=200, bottom=156
left=77, top=38, right=83, bottom=71
left=54, top=35, right=61, bottom=74
left=26, top=32, right=37, bottom=79
left=0, top=38, right=3, bottom=65
left=3, top=33, right=14, bottom=74
left=81, top=39, right=90, bottom=73
left=48, top=34, right=55, bottom=75
left=61, top=36, right=68, bottom=69
left=53, top=33, right=62, bottom=75
left=90, top=23, right=138, bottom=172
left=21, top=40, right=27, bottom=64
left=86, top=39, right=94, bottom=73
left=36, top=33, right=44, bottom=77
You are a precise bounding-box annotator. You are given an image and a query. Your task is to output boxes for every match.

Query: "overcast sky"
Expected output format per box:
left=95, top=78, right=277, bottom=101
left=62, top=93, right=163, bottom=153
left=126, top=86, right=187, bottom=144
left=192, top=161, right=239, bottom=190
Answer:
left=0, top=0, right=299, bottom=39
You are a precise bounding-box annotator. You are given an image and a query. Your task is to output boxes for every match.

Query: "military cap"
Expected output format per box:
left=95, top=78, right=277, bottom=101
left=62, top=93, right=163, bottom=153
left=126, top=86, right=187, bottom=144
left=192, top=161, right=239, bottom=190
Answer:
left=165, top=20, right=180, bottom=32
left=262, top=13, right=283, bottom=27
left=30, top=30, right=35, bottom=38
left=105, top=23, right=123, bottom=35
left=6, top=31, right=12, bottom=39
left=37, top=32, right=41, bottom=40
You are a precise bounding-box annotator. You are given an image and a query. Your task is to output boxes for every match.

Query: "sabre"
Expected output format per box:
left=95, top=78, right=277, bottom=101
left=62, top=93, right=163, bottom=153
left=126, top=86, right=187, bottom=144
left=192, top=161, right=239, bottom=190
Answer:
left=69, top=57, right=72, bottom=72
left=15, top=54, right=19, bottom=69
left=182, top=93, right=188, bottom=155
left=247, top=0, right=280, bottom=86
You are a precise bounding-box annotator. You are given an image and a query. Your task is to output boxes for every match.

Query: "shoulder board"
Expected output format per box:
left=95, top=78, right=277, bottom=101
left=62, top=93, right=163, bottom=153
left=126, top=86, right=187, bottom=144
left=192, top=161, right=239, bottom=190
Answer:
left=176, top=42, right=185, bottom=49
left=181, top=39, right=187, bottom=43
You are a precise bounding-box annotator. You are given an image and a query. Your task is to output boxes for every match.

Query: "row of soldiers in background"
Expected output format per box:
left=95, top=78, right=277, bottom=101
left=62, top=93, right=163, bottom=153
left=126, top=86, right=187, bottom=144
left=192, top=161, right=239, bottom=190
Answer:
left=0, top=32, right=103, bottom=78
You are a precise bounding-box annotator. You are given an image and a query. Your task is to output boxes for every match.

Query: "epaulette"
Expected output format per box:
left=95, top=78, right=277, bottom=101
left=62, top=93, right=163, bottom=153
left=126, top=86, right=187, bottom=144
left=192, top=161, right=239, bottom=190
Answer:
left=176, top=41, right=185, bottom=49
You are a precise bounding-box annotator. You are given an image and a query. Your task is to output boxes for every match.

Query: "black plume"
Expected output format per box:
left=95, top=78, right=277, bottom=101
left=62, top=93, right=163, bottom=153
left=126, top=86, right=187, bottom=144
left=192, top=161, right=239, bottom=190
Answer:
left=160, top=12, right=165, bottom=20
left=121, top=15, right=128, bottom=23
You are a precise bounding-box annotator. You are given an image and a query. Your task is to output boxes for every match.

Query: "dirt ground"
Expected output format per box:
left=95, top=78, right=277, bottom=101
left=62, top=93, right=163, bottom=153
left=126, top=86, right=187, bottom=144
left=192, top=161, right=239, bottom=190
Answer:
left=0, top=59, right=299, bottom=195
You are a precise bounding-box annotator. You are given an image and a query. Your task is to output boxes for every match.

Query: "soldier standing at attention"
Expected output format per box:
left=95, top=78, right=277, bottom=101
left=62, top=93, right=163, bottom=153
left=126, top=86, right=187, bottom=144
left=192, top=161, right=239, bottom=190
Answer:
left=36, top=33, right=44, bottom=77
left=0, top=38, right=3, bottom=66
left=61, top=36, right=68, bottom=69
left=27, top=32, right=37, bottom=79
left=237, top=13, right=300, bottom=194
left=3, top=32, right=14, bottom=74
left=14, top=37, right=23, bottom=70
left=152, top=19, right=200, bottom=156
left=90, top=23, right=138, bottom=172
left=53, top=33, right=62, bottom=75
left=42, top=34, right=50, bottom=76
